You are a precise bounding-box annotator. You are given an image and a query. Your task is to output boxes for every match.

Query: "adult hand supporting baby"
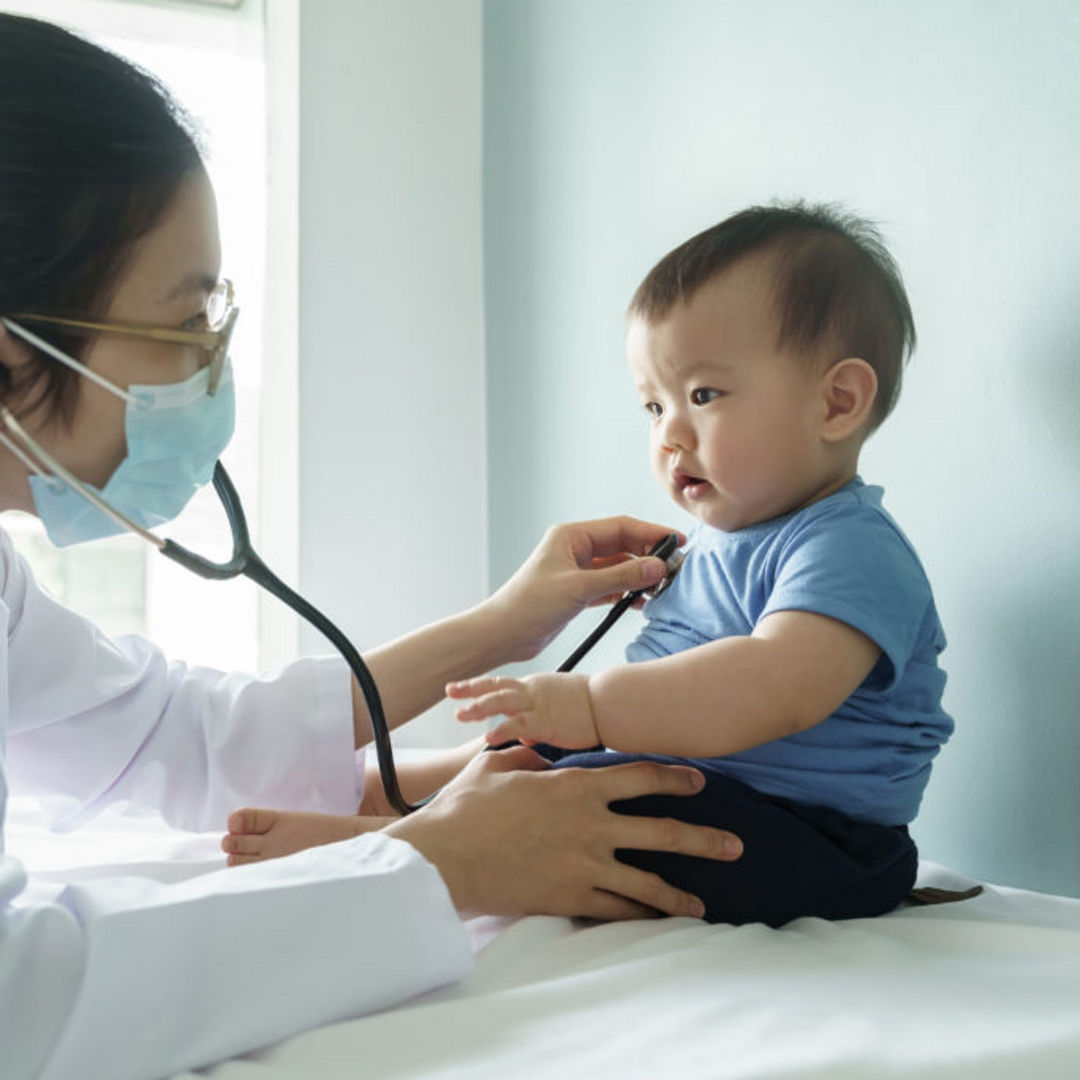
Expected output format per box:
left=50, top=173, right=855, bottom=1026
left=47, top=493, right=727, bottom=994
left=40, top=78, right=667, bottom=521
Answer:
left=384, top=745, right=743, bottom=920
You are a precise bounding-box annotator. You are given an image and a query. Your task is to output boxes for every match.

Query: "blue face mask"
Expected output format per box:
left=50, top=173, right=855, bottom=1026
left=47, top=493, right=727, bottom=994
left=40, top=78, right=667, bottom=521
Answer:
left=0, top=317, right=236, bottom=547
left=28, top=364, right=236, bottom=547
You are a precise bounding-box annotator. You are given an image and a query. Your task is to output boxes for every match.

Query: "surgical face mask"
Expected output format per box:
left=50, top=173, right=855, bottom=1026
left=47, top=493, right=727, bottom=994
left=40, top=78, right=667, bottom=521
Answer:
left=0, top=323, right=235, bottom=547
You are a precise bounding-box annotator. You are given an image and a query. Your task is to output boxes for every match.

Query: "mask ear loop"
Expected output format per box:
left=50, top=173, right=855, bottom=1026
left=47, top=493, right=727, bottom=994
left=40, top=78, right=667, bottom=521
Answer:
left=0, top=318, right=157, bottom=530
left=0, top=317, right=138, bottom=405
left=0, top=321, right=59, bottom=481
left=0, top=412, right=56, bottom=486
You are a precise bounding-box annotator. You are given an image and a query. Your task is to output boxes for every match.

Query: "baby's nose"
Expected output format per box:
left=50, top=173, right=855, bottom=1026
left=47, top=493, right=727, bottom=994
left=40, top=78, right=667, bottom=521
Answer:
left=659, top=410, right=695, bottom=452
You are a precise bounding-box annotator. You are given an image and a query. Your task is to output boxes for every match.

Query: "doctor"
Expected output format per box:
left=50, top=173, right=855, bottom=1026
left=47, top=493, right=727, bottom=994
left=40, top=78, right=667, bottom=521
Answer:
left=0, top=15, right=744, bottom=1080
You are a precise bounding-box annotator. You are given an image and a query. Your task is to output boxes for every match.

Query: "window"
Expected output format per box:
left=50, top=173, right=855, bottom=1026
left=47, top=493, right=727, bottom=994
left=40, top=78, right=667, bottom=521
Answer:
left=0, top=0, right=270, bottom=671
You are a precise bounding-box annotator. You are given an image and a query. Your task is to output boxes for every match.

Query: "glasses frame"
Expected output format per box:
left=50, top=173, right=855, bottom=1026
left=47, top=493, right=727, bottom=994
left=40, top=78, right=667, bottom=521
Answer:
left=10, top=279, right=238, bottom=396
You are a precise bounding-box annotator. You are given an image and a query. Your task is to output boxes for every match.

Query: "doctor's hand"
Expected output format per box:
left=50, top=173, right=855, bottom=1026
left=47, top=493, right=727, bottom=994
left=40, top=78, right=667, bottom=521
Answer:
left=482, top=516, right=683, bottom=664
left=448, top=672, right=600, bottom=750
left=384, top=746, right=743, bottom=920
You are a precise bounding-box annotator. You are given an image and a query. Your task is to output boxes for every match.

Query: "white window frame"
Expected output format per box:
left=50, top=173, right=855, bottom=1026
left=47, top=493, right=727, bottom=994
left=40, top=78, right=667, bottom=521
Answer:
left=259, top=0, right=301, bottom=668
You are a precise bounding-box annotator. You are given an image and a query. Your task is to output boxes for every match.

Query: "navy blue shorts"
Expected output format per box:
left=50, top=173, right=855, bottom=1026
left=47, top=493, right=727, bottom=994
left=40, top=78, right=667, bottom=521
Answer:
left=541, top=748, right=917, bottom=928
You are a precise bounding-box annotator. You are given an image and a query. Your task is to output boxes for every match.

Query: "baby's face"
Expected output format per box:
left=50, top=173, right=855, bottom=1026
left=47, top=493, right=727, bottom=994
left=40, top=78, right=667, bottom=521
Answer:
left=627, top=257, right=836, bottom=532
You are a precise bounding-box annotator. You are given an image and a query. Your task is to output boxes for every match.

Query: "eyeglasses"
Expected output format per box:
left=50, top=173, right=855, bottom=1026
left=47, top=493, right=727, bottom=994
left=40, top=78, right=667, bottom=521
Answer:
left=10, top=279, right=238, bottom=396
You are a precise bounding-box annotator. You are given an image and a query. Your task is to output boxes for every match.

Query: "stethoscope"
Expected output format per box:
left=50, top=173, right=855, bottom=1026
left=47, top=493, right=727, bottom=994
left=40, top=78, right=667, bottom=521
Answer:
left=0, top=412, right=684, bottom=816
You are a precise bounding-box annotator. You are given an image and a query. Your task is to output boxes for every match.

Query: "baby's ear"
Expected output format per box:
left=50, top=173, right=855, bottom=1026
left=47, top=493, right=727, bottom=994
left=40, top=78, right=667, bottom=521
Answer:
left=820, top=358, right=877, bottom=441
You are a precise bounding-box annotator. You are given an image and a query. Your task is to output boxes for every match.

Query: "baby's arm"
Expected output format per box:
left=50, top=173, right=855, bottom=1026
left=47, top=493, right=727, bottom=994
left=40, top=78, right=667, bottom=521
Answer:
left=450, top=611, right=881, bottom=757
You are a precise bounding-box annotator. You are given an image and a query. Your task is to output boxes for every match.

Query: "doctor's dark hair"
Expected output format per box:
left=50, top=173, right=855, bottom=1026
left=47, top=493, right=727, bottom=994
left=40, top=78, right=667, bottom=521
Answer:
left=0, top=14, right=203, bottom=422
left=628, top=202, right=916, bottom=430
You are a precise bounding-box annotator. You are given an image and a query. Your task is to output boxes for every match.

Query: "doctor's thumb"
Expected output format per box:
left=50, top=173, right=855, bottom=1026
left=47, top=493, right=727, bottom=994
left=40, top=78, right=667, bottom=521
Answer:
left=601, top=555, right=666, bottom=597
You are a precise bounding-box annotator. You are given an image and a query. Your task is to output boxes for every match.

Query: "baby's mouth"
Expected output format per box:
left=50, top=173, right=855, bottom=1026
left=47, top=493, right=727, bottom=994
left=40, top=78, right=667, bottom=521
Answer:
left=674, top=470, right=712, bottom=499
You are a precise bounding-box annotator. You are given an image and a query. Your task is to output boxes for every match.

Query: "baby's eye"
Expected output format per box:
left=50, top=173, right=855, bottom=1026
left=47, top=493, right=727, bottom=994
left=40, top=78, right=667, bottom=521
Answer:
left=691, top=387, right=724, bottom=405
left=643, top=401, right=662, bottom=419
left=180, top=312, right=210, bottom=332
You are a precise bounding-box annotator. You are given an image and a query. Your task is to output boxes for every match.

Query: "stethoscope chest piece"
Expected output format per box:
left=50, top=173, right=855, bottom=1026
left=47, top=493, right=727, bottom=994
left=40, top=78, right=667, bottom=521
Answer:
left=642, top=538, right=684, bottom=600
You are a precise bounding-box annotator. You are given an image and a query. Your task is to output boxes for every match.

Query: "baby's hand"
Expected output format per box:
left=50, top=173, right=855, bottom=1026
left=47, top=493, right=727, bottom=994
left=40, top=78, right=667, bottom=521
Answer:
left=447, top=672, right=600, bottom=750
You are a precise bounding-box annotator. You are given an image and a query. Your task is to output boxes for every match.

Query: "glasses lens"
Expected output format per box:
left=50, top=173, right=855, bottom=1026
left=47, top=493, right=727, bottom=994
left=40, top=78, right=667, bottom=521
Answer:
left=206, top=280, right=234, bottom=331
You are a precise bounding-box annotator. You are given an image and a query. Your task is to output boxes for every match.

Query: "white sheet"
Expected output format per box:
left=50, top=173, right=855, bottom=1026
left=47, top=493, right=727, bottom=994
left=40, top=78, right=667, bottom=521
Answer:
left=11, top=799, right=1080, bottom=1080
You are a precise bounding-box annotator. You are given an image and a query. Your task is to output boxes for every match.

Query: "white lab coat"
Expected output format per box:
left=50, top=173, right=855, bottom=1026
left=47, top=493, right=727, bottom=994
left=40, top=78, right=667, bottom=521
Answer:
left=0, top=528, right=473, bottom=1080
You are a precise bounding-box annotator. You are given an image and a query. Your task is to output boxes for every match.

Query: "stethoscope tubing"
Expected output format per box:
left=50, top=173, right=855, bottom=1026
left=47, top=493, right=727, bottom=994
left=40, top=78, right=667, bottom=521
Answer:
left=484, top=532, right=681, bottom=755
left=168, top=471, right=681, bottom=810
left=0, top=408, right=681, bottom=817
left=0, top=321, right=675, bottom=815
left=161, top=463, right=421, bottom=817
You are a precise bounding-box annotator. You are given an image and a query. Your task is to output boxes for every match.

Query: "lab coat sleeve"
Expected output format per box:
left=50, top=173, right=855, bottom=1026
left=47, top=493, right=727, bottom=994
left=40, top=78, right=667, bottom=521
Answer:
left=0, top=828, right=473, bottom=1080
left=1, top=527, right=361, bottom=831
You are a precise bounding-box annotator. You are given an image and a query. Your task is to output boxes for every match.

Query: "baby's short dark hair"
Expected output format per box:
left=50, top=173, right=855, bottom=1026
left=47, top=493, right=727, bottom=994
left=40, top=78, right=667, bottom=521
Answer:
left=628, top=202, right=916, bottom=430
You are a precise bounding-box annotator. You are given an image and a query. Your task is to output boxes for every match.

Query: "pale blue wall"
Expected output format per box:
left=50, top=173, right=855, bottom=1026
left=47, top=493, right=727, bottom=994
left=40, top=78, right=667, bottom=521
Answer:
left=484, top=0, right=1080, bottom=896
left=299, top=1, right=486, bottom=746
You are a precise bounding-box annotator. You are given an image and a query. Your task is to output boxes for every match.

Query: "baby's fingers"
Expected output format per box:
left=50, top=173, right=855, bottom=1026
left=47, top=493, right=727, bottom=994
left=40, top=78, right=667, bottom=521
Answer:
left=454, top=687, right=532, bottom=723
left=447, top=675, right=523, bottom=701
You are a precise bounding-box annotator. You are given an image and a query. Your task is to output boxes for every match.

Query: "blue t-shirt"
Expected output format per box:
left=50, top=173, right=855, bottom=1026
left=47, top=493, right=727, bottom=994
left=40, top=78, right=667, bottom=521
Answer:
left=627, top=478, right=952, bottom=825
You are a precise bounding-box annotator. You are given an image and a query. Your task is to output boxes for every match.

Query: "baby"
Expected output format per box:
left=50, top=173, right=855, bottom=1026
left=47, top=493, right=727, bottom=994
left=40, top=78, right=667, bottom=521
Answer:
left=227, top=203, right=952, bottom=926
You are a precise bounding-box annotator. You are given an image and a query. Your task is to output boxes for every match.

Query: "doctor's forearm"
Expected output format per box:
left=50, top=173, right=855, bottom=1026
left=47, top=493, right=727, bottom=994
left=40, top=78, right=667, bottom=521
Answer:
left=351, top=605, right=513, bottom=747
